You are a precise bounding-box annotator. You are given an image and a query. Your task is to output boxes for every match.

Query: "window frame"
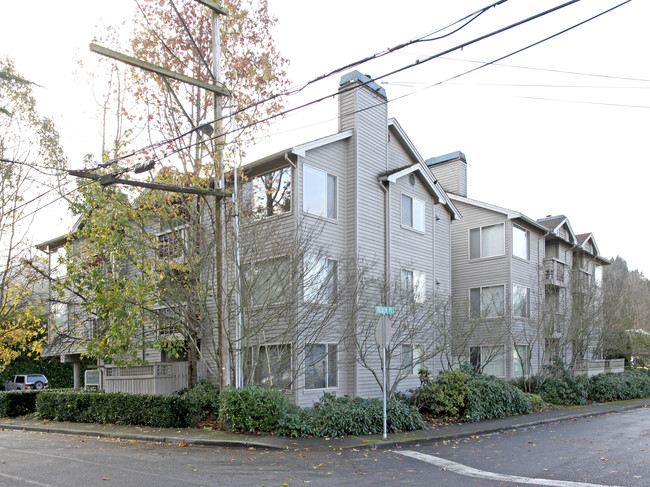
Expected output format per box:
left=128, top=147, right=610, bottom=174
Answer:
left=513, top=344, right=531, bottom=378
left=401, top=268, right=426, bottom=303
left=304, top=343, right=338, bottom=390
left=244, top=166, right=292, bottom=220
left=469, top=223, right=505, bottom=260
left=512, top=224, right=530, bottom=261
left=303, top=163, right=337, bottom=220
left=303, top=255, right=338, bottom=304
left=401, top=193, right=425, bottom=232
left=512, top=284, right=531, bottom=319
left=155, top=225, right=187, bottom=260
left=470, top=345, right=506, bottom=378
left=469, top=284, right=505, bottom=319
left=401, top=343, right=424, bottom=375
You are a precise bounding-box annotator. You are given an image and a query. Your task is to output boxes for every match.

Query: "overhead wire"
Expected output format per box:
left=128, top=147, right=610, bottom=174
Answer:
left=82, top=0, right=511, bottom=172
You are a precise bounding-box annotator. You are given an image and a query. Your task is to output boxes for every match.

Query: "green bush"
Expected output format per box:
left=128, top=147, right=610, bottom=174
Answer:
left=536, top=373, right=588, bottom=405
left=524, top=392, right=545, bottom=411
left=35, top=387, right=218, bottom=428
left=413, top=369, right=470, bottom=418
left=0, top=390, right=40, bottom=417
left=462, top=374, right=531, bottom=422
left=218, top=386, right=290, bottom=433
left=277, top=393, right=424, bottom=438
left=0, top=354, right=93, bottom=389
left=177, top=380, right=220, bottom=425
left=588, top=368, right=650, bottom=402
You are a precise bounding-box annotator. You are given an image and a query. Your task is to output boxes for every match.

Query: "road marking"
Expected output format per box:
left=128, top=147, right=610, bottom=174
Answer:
left=397, top=450, right=625, bottom=487
left=0, top=472, right=58, bottom=487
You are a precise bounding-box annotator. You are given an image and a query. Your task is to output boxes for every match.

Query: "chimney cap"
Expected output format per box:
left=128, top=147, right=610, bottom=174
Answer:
left=339, top=70, right=386, bottom=98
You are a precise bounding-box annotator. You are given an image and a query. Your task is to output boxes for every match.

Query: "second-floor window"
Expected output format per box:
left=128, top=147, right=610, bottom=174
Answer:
left=470, top=285, right=505, bottom=319
left=469, top=223, right=504, bottom=259
left=512, top=284, right=531, bottom=318
left=401, top=194, right=425, bottom=232
left=303, top=256, right=338, bottom=304
left=512, top=224, right=530, bottom=260
left=303, top=164, right=337, bottom=219
left=244, top=257, right=290, bottom=307
left=402, top=269, right=426, bottom=303
left=157, top=228, right=185, bottom=259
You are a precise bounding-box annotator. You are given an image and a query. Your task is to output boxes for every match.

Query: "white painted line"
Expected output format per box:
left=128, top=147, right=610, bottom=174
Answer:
left=0, top=472, right=58, bottom=487
left=397, top=450, right=625, bottom=487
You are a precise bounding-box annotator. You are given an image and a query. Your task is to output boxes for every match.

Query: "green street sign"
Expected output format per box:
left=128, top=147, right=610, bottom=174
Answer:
left=375, top=306, right=394, bottom=314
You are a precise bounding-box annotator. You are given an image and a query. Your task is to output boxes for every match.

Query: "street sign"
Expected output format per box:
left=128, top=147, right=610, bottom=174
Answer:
left=375, top=316, right=392, bottom=348
left=375, top=306, right=394, bottom=314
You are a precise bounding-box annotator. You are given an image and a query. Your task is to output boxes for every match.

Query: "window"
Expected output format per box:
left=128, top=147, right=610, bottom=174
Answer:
left=303, top=164, right=337, bottom=219
left=470, top=345, right=505, bottom=377
left=401, top=344, right=424, bottom=375
left=244, top=257, right=290, bottom=307
left=512, top=285, right=531, bottom=318
left=305, top=343, right=338, bottom=389
left=545, top=241, right=559, bottom=259
left=402, top=269, right=426, bottom=303
left=513, top=224, right=530, bottom=260
left=595, top=265, right=603, bottom=286
left=303, top=256, right=338, bottom=304
left=154, top=306, right=185, bottom=336
left=157, top=228, right=185, bottom=259
left=470, top=285, right=505, bottom=318
left=469, top=223, right=504, bottom=259
left=247, top=344, right=292, bottom=389
left=401, top=194, right=425, bottom=232
left=513, top=345, right=530, bottom=378
left=244, top=166, right=291, bottom=220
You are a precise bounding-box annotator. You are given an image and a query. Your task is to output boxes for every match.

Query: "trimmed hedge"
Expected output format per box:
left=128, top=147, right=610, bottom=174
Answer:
left=0, top=391, right=40, bottom=417
left=36, top=382, right=219, bottom=428
left=218, top=386, right=290, bottom=433
left=588, top=368, right=650, bottom=402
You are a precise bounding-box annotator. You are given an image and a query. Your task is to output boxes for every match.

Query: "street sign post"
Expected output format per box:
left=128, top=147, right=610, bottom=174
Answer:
left=375, top=305, right=394, bottom=441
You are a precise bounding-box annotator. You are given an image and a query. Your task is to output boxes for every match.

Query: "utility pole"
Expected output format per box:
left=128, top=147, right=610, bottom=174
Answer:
left=85, top=0, right=231, bottom=390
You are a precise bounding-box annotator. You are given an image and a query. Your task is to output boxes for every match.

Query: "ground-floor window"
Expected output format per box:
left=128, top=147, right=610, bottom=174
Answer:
left=247, top=344, right=292, bottom=389
left=401, top=344, right=424, bottom=375
left=513, top=344, right=530, bottom=378
left=304, top=343, right=338, bottom=389
left=470, top=345, right=505, bottom=377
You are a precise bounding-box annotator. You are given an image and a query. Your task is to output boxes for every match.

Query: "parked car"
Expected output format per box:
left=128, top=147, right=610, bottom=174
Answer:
left=2, top=374, right=49, bottom=391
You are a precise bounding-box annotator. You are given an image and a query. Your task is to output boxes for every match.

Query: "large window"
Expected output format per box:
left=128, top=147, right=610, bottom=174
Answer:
left=401, top=194, right=425, bottom=232
left=305, top=343, right=338, bottom=389
left=469, top=223, right=504, bottom=259
left=470, top=285, right=505, bottom=318
left=512, top=285, right=531, bottom=318
left=244, top=257, right=290, bottom=307
left=512, top=224, right=530, bottom=260
left=244, top=166, right=291, bottom=220
left=303, top=164, right=337, bottom=219
left=401, top=344, right=424, bottom=375
left=247, top=344, right=292, bottom=389
left=402, top=269, right=426, bottom=303
left=470, top=345, right=505, bottom=377
left=303, top=256, right=338, bottom=304
left=513, top=344, right=530, bottom=378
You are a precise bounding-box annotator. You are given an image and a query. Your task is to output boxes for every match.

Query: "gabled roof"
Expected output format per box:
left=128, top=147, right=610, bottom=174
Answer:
left=35, top=217, right=83, bottom=252
left=380, top=119, right=461, bottom=221
left=243, top=130, right=354, bottom=175
left=449, top=194, right=548, bottom=233
left=537, top=215, right=578, bottom=245
left=575, top=232, right=609, bottom=264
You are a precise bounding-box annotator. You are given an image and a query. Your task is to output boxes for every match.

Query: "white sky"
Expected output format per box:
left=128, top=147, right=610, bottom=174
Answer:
left=1, top=0, right=648, bottom=275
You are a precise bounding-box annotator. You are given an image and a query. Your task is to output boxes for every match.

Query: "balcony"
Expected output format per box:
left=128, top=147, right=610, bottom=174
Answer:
left=544, top=258, right=568, bottom=287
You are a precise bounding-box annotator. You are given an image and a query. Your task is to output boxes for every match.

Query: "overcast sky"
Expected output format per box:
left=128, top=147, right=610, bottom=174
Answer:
left=1, top=0, right=648, bottom=275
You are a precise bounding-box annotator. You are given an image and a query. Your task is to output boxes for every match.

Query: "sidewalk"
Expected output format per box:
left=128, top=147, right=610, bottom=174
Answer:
left=2, top=398, right=649, bottom=451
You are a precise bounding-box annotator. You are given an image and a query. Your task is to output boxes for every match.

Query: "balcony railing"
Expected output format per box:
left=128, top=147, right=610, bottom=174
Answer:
left=573, top=359, right=625, bottom=377
left=544, top=258, right=567, bottom=287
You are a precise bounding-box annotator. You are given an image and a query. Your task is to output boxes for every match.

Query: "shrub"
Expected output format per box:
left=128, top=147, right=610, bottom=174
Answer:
left=588, top=368, right=650, bottom=402
left=537, top=373, right=588, bottom=405
left=218, top=386, right=290, bottom=433
left=177, top=380, right=220, bottom=425
left=462, top=374, right=531, bottom=422
left=36, top=389, right=203, bottom=427
left=277, top=393, right=424, bottom=438
left=524, top=392, right=545, bottom=411
left=413, top=369, right=470, bottom=418
left=0, top=390, right=40, bottom=417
